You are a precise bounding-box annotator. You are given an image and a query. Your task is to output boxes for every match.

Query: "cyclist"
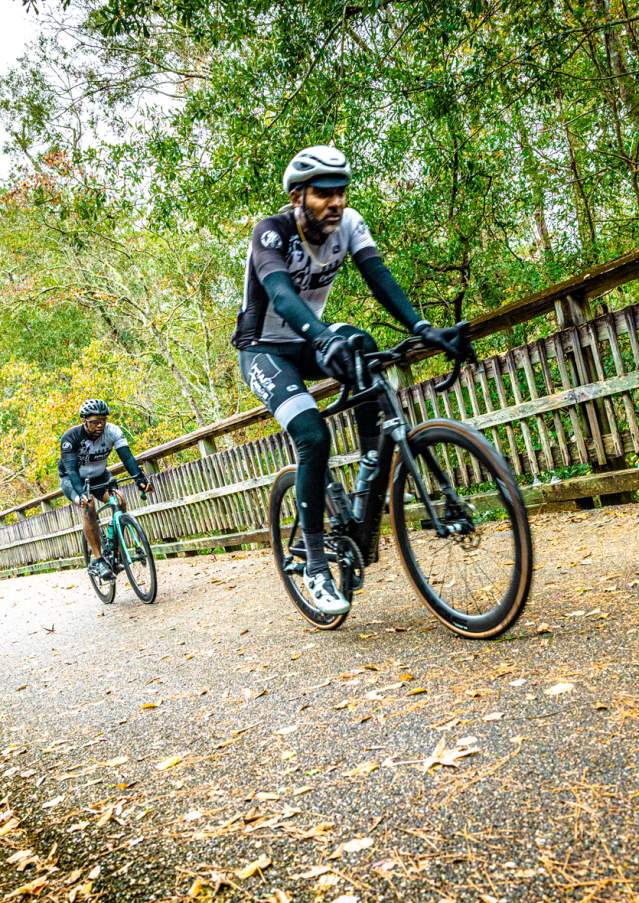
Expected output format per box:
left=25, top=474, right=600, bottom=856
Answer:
left=233, top=145, right=466, bottom=616
left=58, top=399, right=152, bottom=581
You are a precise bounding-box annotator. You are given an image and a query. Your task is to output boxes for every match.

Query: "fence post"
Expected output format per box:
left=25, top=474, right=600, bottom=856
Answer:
left=555, top=291, right=631, bottom=504
left=198, top=438, right=216, bottom=456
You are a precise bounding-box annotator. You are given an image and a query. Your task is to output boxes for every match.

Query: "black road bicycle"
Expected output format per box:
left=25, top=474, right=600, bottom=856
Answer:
left=81, top=477, right=157, bottom=605
left=269, top=326, right=533, bottom=636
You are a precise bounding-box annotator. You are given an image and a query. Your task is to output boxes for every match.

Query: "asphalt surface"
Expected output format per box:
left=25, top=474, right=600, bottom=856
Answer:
left=1, top=505, right=638, bottom=902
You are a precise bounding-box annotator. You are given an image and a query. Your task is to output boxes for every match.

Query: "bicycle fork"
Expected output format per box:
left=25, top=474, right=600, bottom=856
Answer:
left=379, top=380, right=468, bottom=539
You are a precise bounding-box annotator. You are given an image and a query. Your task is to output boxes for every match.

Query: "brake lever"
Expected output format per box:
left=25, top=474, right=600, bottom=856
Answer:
left=347, top=333, right=367, bottom=392
left=434, top=358, right=462, bottom=393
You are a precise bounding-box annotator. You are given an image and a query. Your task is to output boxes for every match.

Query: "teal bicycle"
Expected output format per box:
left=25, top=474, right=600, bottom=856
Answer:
left=81, top=477, right=157, bottom=604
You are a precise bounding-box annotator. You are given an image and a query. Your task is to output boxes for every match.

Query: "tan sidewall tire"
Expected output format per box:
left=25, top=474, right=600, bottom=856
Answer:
left=389, top=420, right=532, bottom=639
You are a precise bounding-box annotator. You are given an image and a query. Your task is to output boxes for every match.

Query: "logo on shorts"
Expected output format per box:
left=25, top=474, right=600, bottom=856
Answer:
left=62, top=441, right=72, bottom=450
left=260, top=230, right=282, bottom=249
left=287, top=384, right=299, bottom=392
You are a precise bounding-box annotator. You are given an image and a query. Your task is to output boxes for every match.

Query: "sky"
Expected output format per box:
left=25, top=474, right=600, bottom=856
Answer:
left=0, top=1, right=41, bottom=177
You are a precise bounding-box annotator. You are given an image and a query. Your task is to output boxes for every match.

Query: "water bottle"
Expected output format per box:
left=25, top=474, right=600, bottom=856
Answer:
left=326, top=481, right=353, bottom=525
left=352, top=450, right=379, bottom=521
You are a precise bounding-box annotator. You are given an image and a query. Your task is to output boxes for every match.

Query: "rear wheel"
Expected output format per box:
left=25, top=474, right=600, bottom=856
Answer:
left=390, top=421, right=532, bottom=638
left=81, top=529, right=115, bottom=604
left=269, top=466, right=350, bottom=630
left=118, top=514, right=157, bottom=603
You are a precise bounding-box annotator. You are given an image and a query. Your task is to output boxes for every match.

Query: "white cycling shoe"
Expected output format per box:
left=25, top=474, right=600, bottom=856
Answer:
left=303, top=568, right=351, bottom=616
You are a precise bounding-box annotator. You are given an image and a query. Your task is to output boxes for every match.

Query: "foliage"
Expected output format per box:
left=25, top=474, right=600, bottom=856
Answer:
left=2, top=0, right=639, bottom=506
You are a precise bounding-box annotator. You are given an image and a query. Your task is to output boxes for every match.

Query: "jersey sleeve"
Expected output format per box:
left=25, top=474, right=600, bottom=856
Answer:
left=345, top=208, right=378, bottom=262
left=60, top=428, right=81, bottom=458
left=59, top=428, right=83, bottom=495
left=251, top=218, right=289, bottom=283
left=109, top=424, right=129, bottom=451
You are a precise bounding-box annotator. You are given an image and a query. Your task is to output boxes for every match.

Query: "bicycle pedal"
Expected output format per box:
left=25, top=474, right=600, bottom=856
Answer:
left=284, top=561, right=304, bottom=576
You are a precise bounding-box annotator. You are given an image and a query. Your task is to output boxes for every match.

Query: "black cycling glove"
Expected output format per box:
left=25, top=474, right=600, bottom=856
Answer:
left=313, top=330, right=356, bottom=384
left=134, top=471, right=149, bottom=490
left=412, top=320, right=472, bottom=361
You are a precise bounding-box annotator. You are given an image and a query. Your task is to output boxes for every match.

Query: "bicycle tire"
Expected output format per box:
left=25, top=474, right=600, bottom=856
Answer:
left=81, top=530, right=116, bottom=604
left=269, top=466, right=349, bottom=630
left=390, top=420, right=532, bottom=638
left=118, top=513, right=157, bottom=604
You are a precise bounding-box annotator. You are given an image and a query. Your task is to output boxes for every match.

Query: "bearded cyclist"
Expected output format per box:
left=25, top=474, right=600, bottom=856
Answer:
left=233, top=145, right=467, bottom=616
left=58, top=399, right=152, bottom=581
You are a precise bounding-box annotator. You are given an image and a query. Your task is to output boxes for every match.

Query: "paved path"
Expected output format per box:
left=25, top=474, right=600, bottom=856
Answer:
left=1, top=506, right=638, bottom=902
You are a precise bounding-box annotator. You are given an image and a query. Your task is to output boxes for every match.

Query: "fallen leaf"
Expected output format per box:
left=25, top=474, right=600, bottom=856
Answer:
left=342, top=837, right=374, bottom=853
left=344, top=760, right=379, bottom=778
left=96, top=806, right=114, bottom=828
left=406, top=687, right=427, bottom=696
left=509, top=678, right=527, bottom=687
left=423, top=736, right=479, bottom=771
left=65, top=869, right=83, bottom=886
left=292, top=785, right=313, bottom=797
left=399, top=673, right=414, bottom=681
left=482, top=711, right=504, bottom=722
left=235, top=854, right=272, bottom=880
left=5, top=876, right=48, bottom=898
left=537, top=623, right=552, bottom=634
left=141, top=702, right=159, bottom=710
left=6, top=849, right=39, bottom=869
left=155, top=755, right=183, bottom=771
left=42, top=794, right=65, bottom=810
left=275, top=725, right=298, bottom=736
left=544, top=682, right=574, bottom=696
left=87, top=866, right=101, bottom=880
left=295, top=865, right=331, bottom=879
left=104, top=755, right=128, bottom=767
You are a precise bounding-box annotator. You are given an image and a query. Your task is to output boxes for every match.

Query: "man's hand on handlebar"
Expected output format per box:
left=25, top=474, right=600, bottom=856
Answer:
left=412, top=319, right=477, bottom=365
left=135, top=475, right=153, bottom=494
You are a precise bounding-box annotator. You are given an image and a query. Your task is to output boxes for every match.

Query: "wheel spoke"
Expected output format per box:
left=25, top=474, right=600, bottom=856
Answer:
left=392, top=427, right=531, bottom=636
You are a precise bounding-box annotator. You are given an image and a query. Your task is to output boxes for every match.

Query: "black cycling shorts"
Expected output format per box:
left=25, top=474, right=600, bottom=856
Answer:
left=239, top=323, right=358, bottom=430
left=60, top=471, right=117, bottom=503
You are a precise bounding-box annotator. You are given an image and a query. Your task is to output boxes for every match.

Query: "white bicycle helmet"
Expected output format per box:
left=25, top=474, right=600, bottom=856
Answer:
left=283, top=145, right=351, bottom=193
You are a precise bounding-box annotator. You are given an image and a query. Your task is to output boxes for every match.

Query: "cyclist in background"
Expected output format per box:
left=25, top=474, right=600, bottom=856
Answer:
left=233, top=145, right=465, bottom=616
left=58, top=399, right=152, bottom=581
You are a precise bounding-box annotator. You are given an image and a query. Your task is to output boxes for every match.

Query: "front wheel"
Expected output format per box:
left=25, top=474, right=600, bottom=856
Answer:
left=117, top=514, right=157, bottom=603
left=81, top=530, right=116, bottom=605
left=390, top=420, right=533, bottom=638
left=269, top=466, right=350, bottom=630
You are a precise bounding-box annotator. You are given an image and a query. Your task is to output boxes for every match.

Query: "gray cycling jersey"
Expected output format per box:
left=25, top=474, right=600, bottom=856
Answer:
left=58, top=423, right=128, bottom=481
left=232, top=207, right=378, bottom=348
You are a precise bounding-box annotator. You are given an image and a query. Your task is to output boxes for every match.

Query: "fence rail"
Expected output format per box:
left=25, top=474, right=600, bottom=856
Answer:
left=2, top=250, right=639, bottom=578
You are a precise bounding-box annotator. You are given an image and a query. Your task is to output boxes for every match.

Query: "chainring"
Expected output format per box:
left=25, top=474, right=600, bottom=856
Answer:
left=328, top=534, right=366, bottom=593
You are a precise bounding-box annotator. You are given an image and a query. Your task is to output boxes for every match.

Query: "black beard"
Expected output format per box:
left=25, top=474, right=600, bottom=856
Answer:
left=301, top=192, right=334, bottom=243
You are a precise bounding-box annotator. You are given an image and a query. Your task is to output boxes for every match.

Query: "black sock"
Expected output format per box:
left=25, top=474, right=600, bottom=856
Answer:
left=302, top=530, right=329, bottom=576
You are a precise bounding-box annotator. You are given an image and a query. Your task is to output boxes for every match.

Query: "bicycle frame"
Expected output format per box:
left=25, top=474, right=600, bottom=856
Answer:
left=319, top=338, right=463, bottom=565
left=86, top=480, right=140, bottom=568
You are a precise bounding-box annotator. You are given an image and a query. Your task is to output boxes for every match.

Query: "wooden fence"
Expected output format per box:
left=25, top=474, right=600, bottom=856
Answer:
left=2, top=249, right=639, bottom=578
